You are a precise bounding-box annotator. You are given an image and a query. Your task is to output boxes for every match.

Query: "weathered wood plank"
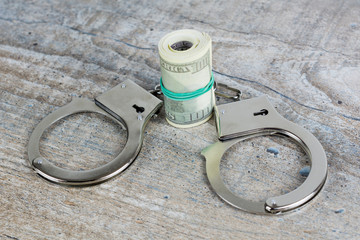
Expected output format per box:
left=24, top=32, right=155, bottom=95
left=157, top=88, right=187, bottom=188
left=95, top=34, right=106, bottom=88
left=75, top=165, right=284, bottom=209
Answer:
left=0, top=0, right=359, bottom=239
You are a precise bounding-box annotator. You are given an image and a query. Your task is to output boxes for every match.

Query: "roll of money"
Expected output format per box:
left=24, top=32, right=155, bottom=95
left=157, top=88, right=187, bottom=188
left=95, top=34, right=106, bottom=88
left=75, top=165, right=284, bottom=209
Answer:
left=158, top=29, right=215, bottom=128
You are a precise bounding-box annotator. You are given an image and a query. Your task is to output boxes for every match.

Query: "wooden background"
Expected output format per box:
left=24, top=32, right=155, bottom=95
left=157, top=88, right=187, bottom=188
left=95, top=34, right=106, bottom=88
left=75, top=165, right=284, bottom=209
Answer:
left=1, top=0, right=359, bottom=239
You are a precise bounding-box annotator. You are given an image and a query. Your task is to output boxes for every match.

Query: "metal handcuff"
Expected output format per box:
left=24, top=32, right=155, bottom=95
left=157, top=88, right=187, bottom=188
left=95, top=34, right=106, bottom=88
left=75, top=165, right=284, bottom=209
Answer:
left=28, top=80, right=162, bottom=185
left=28, top=80, right=327, bottom=214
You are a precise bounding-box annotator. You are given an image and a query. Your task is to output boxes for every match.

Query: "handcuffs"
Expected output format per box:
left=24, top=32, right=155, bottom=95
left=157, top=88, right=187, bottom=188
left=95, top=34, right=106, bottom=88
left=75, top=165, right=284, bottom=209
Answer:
left=28, top=80, right=162, bottom=185
left=201, top=96, right=327, bottom=214
left=28, top=80, right=327, bottom=214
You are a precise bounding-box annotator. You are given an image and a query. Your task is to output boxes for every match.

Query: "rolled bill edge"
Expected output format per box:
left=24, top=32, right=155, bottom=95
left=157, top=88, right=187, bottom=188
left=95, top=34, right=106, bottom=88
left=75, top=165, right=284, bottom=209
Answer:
left=158, top=29, right=215, bottom=128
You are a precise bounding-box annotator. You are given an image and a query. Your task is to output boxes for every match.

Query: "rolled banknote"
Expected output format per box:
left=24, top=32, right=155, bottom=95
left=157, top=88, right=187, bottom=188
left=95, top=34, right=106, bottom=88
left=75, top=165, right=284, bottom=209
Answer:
left=158, top=29, right=215, bottom=128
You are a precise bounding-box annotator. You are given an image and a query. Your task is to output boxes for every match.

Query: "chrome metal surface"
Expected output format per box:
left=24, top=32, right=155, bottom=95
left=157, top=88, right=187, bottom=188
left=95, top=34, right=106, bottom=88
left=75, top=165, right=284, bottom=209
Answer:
left=202, top=96, right=327, bottom=214
left=148, top=84, right=162, bottom=96
left=214, top=81, right=242, bottom=101
left=28, top=80, right=163, bottom=185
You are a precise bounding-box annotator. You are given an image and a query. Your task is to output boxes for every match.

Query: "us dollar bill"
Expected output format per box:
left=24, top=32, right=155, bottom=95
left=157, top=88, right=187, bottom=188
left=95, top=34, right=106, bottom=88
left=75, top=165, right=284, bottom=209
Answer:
left=158, top=29, right=214, bottom=128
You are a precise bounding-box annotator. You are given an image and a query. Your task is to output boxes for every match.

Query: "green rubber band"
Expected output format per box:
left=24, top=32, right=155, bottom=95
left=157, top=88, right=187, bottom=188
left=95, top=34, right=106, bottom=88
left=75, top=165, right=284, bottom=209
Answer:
left=160, top=72, right=214, bottom=101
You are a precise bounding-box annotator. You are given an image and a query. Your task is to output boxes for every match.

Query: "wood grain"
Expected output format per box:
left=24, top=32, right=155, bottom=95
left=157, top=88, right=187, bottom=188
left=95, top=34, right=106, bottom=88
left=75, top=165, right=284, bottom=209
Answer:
left=0, top=0, right=359, bottom=239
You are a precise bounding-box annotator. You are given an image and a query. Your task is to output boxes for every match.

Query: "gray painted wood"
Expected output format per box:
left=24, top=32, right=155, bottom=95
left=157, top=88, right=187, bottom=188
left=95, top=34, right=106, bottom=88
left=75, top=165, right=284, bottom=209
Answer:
left=0, top=0, right=359, bottom=239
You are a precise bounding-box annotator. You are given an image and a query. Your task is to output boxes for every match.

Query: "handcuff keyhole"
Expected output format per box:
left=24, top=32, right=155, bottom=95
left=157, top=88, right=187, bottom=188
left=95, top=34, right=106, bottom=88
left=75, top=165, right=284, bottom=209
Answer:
left=133, top=104, right=145, bottom=113
left=253, top=109, right=268, bottom=116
